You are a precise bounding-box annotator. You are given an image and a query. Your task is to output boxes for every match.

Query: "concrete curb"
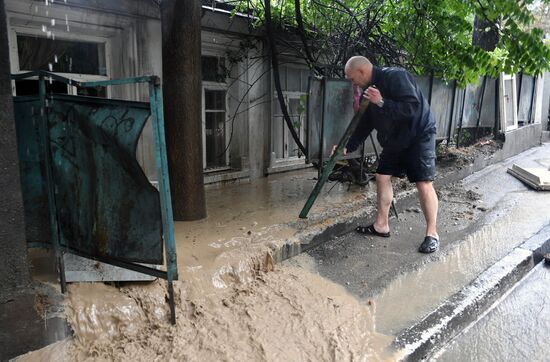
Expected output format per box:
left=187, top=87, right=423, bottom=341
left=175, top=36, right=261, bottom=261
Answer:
left=391, top=224, right=550, bottom=361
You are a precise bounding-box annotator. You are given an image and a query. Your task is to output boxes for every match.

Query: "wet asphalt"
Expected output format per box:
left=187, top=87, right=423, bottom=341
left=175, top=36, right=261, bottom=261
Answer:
left=288, top=143, right=550, bottom=338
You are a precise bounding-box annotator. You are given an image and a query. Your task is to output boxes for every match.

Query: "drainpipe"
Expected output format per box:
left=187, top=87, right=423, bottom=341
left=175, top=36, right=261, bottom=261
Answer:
left=447, top=80, right=457, bottom=145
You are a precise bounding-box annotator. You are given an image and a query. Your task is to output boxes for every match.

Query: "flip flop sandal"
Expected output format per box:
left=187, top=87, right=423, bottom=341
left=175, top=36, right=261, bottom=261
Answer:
left=419, top=235, right=439, bottom=253
left=355, top=224, right=390, bottom=238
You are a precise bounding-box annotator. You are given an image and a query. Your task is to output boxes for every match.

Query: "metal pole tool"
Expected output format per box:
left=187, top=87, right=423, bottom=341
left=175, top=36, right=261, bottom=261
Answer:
left=299, top=99, right=370, bottom=218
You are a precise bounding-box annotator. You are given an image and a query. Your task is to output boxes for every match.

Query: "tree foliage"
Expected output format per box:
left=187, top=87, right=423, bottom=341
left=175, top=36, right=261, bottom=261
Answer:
left=231, top=0, right=550, bottom=86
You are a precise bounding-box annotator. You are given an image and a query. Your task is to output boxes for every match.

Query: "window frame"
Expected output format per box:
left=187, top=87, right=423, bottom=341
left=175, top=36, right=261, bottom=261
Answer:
left=272, top=91, right=307, bottom=159
left=271, top=63, right=309, bottom=161
left=8, top=24, right=112, bottom=97
left=202, top=84, right=230, bottom=170
left=201, top=49, right=230, bottom=170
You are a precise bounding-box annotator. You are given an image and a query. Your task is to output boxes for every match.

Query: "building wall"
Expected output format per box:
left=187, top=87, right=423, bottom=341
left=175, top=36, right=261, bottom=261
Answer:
left=8, top=1, right=546, bottom=185
left=4, top=0, right=276, bottom=183
left=0, top=0, right=30, bottom=293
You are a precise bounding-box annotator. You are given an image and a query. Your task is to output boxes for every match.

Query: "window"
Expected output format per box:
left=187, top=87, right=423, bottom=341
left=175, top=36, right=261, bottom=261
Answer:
left=272, top=95, right=306, bottom=159
left=202, top=55, right=229, bottom=169
left=13, top=34, right=108, bottom=97
left=17, top=35, right=107, bottom=76
left=272, top=65, right=309, bottom=160
left=204, top=90, right=227, bottom=168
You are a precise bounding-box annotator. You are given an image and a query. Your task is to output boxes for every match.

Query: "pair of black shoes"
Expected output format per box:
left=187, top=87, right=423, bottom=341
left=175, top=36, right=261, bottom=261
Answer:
left=355, top=224, right=439, bottom=253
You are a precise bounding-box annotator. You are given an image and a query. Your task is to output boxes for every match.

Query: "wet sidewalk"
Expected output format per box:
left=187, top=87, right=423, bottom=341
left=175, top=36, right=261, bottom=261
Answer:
left=289, top=142, right=550, bottom=360
left=174, top=139, right=504, bottom=293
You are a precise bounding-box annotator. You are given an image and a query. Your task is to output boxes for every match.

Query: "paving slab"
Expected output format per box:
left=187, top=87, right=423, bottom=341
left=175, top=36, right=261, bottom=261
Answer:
left=507, top=164, right=550, bottom=190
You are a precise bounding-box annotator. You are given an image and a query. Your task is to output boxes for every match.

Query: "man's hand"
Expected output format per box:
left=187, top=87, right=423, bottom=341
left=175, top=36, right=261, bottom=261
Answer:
left=363, top=86, right=382, bottom=105
left=331, top=145, right=347, bottom=156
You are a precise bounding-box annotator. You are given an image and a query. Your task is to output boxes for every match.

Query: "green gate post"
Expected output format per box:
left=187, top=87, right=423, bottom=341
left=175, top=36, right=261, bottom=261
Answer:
left=38, top=74, right=67, bottom=293
left=149, top=78, right=178, bottom=325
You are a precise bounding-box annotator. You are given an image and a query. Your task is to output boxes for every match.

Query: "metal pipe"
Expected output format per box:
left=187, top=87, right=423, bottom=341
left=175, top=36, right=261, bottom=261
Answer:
left=300, top=99, right=370, bottom=218
left=38, top=74, right=67, bottom=294
left=457, top=87, right=467, bottom=147
left=428, top=71, right=434, bottom=105
left=149, top=81, right=179, bottom=324
left=494, top=75, right=500, bottom=138
left=527, top=75, right=537, bottom=124
left=306, top=75, right=312, bottom=164
left=319, top=77, right=327, bottom=177
left=447, top=80, right=457, bottom=145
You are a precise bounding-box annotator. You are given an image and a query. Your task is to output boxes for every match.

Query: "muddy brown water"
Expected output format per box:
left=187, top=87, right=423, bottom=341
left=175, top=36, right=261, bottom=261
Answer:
left=174, top=170, right=377, bottom=295
left=14, top=264, right=396, bottom=362
left=16, top=170, right=393, bottom=361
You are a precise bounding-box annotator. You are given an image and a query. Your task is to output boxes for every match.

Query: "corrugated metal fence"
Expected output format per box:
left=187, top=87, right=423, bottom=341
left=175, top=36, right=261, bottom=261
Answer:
left=413, top=71, right=550, bottom=147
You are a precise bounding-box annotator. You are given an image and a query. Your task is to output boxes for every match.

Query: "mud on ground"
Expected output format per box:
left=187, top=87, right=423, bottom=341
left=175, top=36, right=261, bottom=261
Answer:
left=15, top=256, right=394, bottom=362
left=436, top=137, right=502, bottom=168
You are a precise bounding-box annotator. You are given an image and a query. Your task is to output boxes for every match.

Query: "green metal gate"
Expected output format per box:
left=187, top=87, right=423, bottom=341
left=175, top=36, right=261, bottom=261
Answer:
left=12, top=71, right=179, bottom=323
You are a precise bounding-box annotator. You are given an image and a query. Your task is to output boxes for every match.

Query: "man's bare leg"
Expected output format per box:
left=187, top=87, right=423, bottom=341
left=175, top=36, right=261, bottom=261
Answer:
left=373, top=174, right=393, bottom=233
left=416, top=180, right=438, bottom=238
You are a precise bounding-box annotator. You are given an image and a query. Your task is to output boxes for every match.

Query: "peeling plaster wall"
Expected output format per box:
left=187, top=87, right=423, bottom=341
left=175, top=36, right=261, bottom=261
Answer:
left=0, top=0, right=30, bottom=294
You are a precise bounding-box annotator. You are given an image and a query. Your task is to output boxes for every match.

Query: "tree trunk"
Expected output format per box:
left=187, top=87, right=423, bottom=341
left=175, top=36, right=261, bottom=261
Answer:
left=161, top=0, right=206, bottom=221
left=0, top=0, right=31, bottom=293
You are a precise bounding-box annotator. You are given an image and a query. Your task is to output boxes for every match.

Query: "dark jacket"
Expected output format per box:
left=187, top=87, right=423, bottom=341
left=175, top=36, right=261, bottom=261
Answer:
left=345, top=66, right=436, bottom=153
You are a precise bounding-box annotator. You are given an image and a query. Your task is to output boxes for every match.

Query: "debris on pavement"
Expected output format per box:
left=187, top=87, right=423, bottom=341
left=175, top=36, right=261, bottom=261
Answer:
left=507, top=164, right=550, bottom=191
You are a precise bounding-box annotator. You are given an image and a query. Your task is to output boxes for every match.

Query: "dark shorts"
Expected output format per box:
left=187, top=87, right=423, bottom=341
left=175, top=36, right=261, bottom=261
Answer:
left=377, top=132, right=436, bottom=182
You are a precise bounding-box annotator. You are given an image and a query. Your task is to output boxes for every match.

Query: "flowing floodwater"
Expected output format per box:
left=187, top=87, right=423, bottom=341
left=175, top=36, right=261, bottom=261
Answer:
left=174, top=170, right=375, bottom=296
left=15, top=265, right=394, bottom=362
left=18, top=169, right=386, bottom=361
left=433, top=263, right=550, bottom=361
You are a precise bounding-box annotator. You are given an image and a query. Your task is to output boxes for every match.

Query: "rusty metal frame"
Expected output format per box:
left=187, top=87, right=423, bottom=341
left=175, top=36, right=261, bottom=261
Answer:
left=12, top=71, right=178, bottom=324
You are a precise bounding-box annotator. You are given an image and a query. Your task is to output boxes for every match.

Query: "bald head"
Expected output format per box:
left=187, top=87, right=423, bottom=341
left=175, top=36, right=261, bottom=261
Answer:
left=344, top=56, right=373, bottom=88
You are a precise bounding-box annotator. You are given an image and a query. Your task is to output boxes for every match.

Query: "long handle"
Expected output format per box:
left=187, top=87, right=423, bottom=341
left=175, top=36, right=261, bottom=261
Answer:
left=299, top=99, right=370, bottom=218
